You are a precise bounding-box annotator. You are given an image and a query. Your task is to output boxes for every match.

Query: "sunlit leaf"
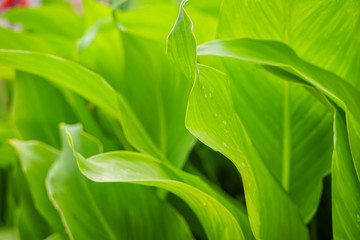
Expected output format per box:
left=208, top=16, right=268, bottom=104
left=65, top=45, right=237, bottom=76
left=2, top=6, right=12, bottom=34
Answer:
left=332, top=111, right=360, bottom=238
left=218, top=0, right=360, bottom=86
left=47, top=124, right=194, bottom=240
left=198, top=39, right=360, bottom=182
left=186, top=64, right=309, bottom=239
left=167, top=0, right=196, bottom=80
left=73, top=149, right=253, bottom=240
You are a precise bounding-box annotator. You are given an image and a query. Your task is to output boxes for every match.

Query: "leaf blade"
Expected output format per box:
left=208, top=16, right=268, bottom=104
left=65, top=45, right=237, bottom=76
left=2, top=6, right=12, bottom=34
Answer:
left=74, top=150, right=247, bottom=240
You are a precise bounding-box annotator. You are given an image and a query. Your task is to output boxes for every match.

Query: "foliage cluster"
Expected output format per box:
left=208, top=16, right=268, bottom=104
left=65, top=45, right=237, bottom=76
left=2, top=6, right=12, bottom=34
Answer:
left=0, top=0, right=359, bottom=239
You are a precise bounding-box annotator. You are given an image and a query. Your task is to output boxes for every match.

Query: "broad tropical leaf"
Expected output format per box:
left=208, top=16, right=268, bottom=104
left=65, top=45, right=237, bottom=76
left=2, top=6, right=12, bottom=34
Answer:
left=167, top=0, right=196, bottom=80
left=0, top=50, right=117, bottom=115
left=186, top=64, right=309, bottom=239
left=11, top=140, right=62, bottom=231
left=46, top=124, right=193, bottom=240
left=212, top=0, right=359, bottom=222
left=72, top=149, right=254, bottom=239
left=198, top=39, right=360, bottom=182
left=332, top=111, right=360, bottom=238
left=218, top=0, right=360, bottom=87
left=1, top=0, right=358, bottom=238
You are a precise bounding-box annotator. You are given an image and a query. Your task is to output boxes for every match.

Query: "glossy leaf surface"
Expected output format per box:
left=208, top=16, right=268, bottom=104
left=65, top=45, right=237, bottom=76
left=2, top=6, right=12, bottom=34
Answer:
left=47, top=124, right=193, bottom=240
left=73, top=149, right=252, bottom=240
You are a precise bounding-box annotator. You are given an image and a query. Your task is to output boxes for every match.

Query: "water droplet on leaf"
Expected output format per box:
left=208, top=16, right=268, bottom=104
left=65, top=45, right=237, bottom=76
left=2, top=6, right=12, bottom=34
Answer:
left=222, top=142, right=229, bottom=148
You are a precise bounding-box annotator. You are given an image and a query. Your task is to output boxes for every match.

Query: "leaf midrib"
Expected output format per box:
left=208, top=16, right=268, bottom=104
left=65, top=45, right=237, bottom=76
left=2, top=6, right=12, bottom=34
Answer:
left=282, top=82, right=291, bottom=191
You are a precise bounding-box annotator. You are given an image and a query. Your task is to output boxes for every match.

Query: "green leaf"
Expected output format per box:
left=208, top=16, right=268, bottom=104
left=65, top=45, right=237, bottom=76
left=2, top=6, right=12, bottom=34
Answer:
left=212, top=2, right=360, bottom=222
left=167, top=0, right=197, bottom=80
left=2, top=2, right=84, bottom=39
left=47, top=124, right=193, bottom=240
left=60, top=90, right=121, bottom=151
left=169, top=0, right=334, bottom=222
left=0, top=228, right=17, bottom=240
left=0, top=42, right=194, bottom=166
left=184, top=0, right=221, bottom=17
left=186, top=64, right=309, bottom=239
left=168, top=2, right=324, bottom=235
left=210, top=57, right=332, bottom=221
left=10, top=140, right=63, bottom=231
left=106, top=2, right=198, bottom=167
left=13, top=71, right=77, bottom=148
left=0, top=26, right=118, bottom=151
left=118, top=34, right=196, bottom=166
left=77, top=17, right=112, bottom=53
left=0, top=27, right=74, bottom=58
left=0, top=120, right=16, bottom=167
left=114, top=2, right=218, bottom=45
left=0, top=50, right=117, bottom=115
left=12, top=165, right=52, bottom=240
left=93, top=4, right=197, bottom=165
left=217, top=0, right=360, bottom=87
left=16, top=201, right=51, bottom=240
left=198, top=39, right=360, bottom=182
left=1, top=1, right=197, bottom=168
left=332, top=111, right=360, bottom=238
left=73, top=150, right=250, bottom=240
left=1, top=1, right=358, bottom=238
left=114, top=0, right=177, bottom=11
left=114, top=3, right=178, bottom=43
left=76, top=18, right=125, bottom=92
